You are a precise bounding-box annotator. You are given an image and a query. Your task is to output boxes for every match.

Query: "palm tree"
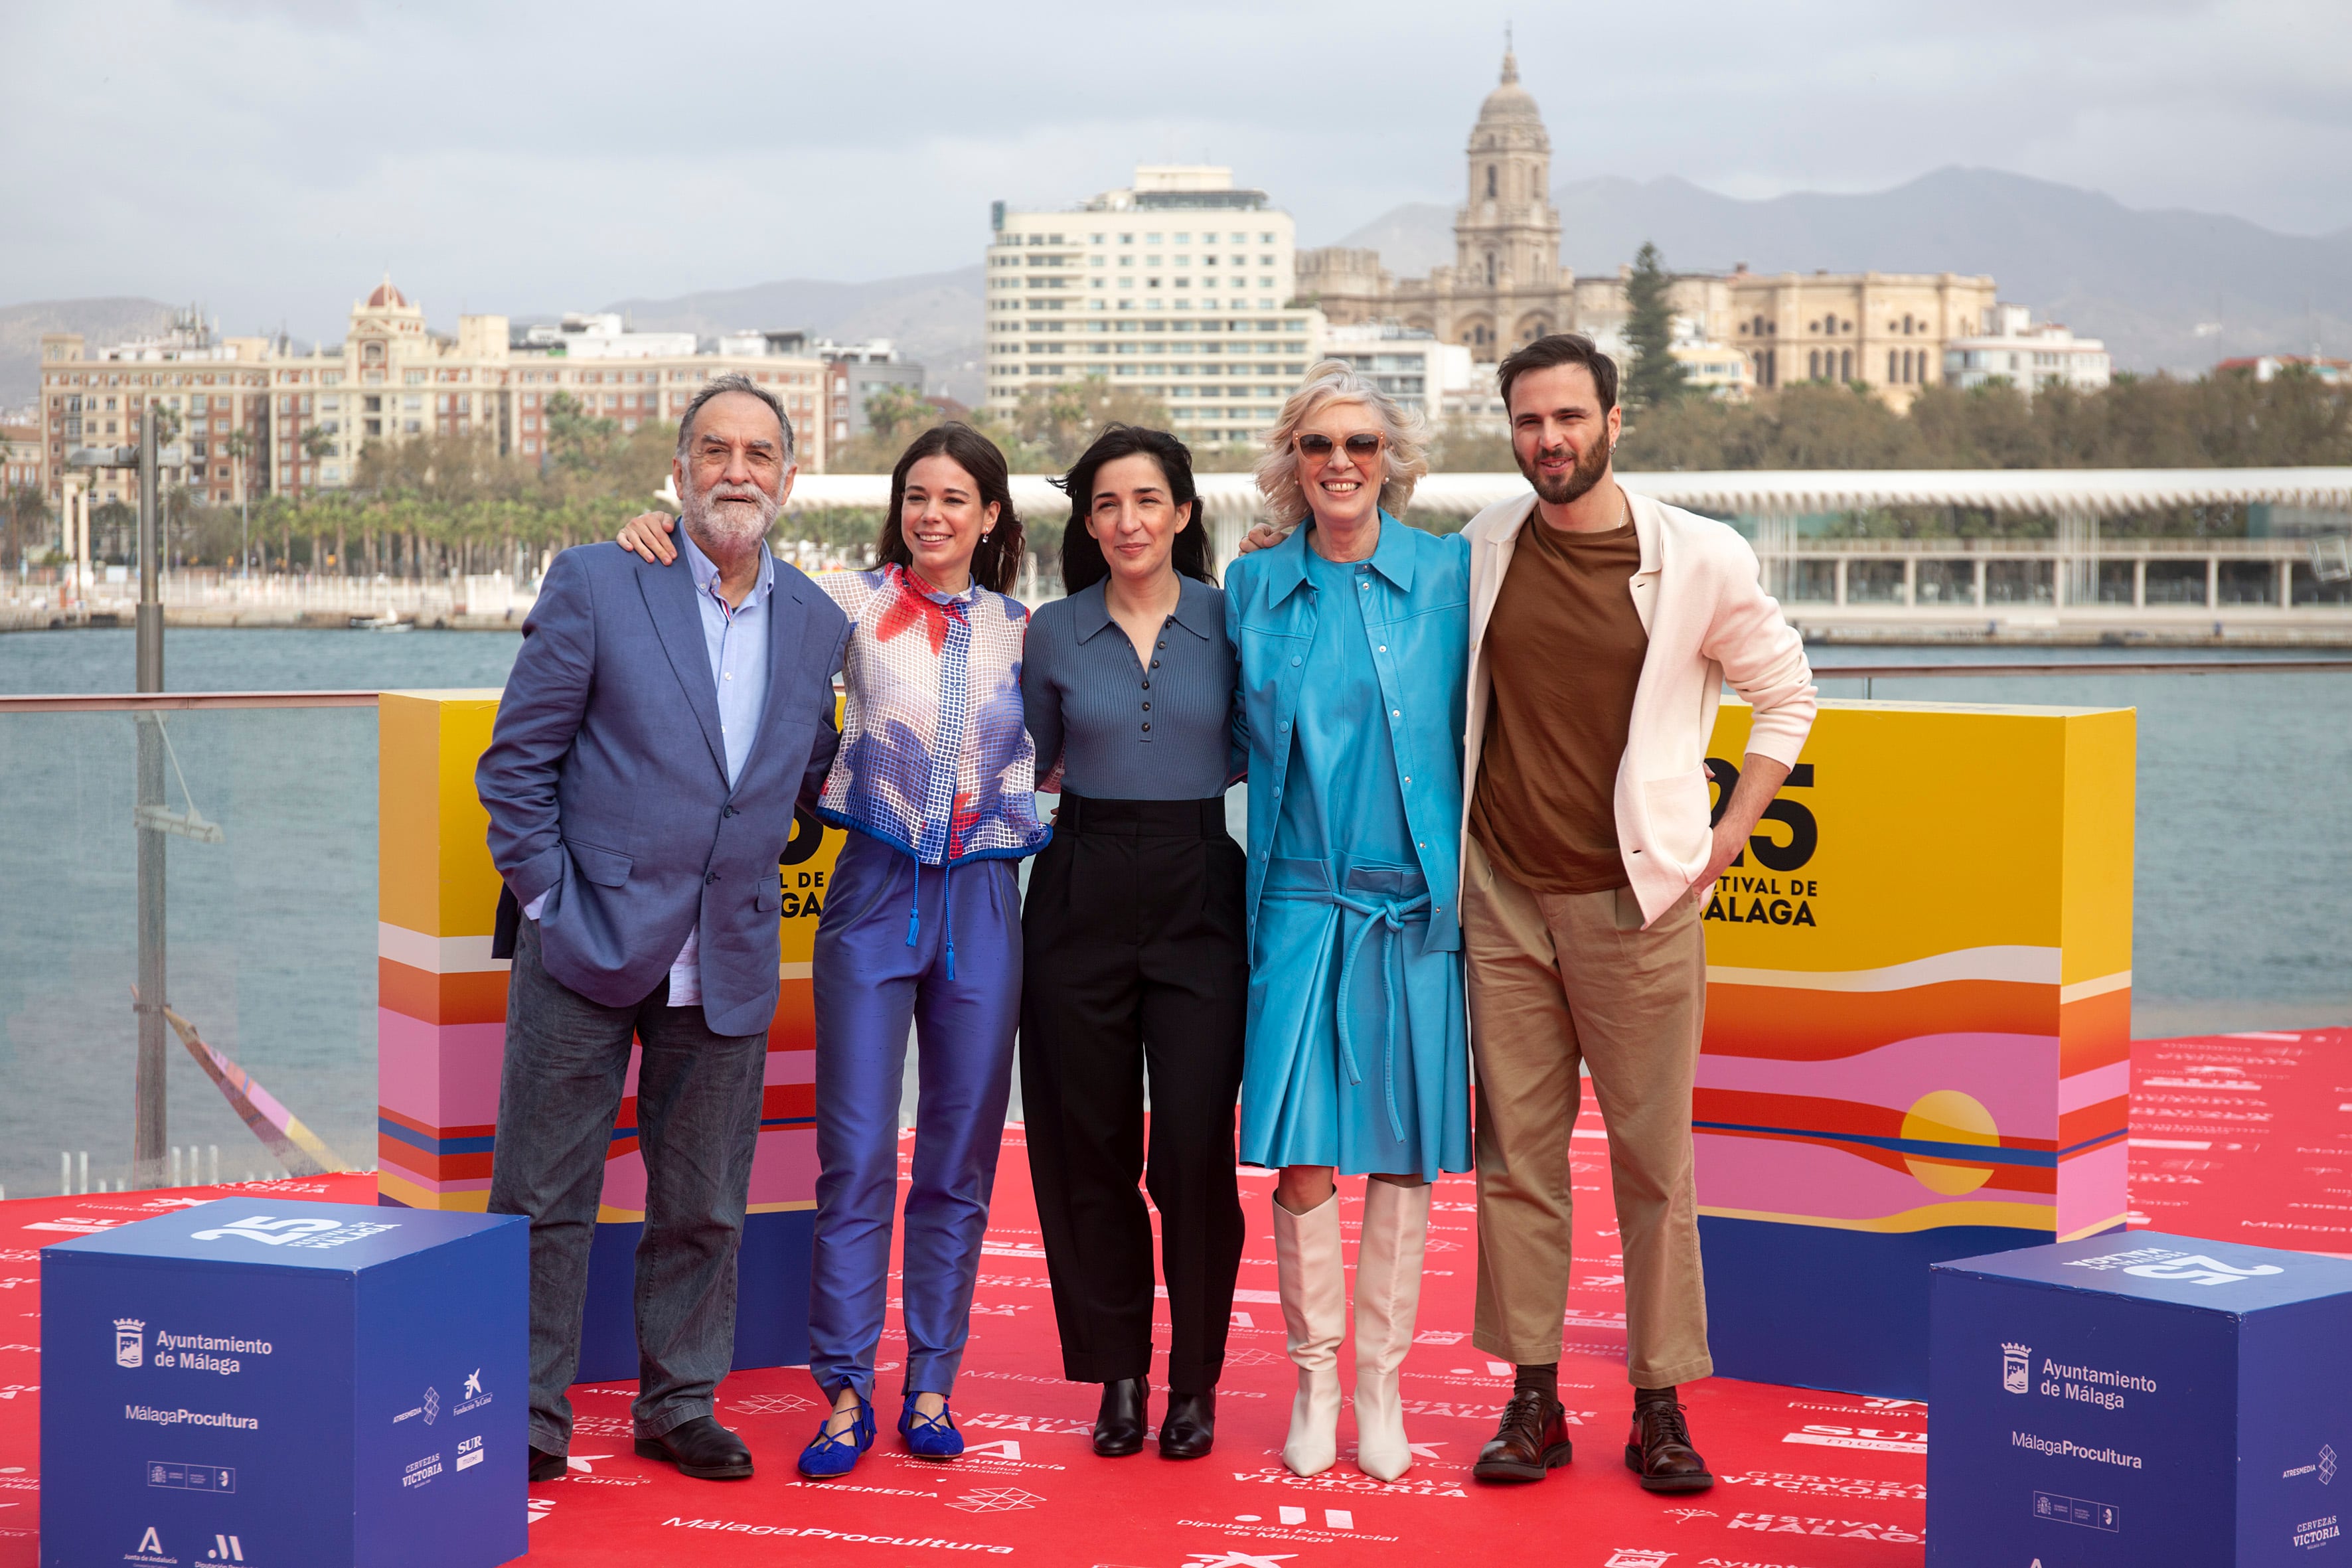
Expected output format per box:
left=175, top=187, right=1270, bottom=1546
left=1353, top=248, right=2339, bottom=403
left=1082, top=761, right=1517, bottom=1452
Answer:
left=299, top=426, right=338, bottom=575
left=222, top=429, right=254, bottom=576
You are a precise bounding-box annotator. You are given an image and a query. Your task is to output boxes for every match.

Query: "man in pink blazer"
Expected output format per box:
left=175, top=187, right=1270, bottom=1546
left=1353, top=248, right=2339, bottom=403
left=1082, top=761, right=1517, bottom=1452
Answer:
left=1457, top=335, right=1816, bottom=1493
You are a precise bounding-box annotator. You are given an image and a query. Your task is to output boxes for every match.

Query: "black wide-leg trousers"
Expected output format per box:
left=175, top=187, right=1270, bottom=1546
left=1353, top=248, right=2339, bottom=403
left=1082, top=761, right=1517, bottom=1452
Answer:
left=1020, top=793, right=1249, bottom=1391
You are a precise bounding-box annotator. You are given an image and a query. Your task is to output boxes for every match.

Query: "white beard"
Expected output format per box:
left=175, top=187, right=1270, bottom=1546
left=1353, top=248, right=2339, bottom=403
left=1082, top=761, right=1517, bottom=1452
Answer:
left=682, top=480, right=779, bottom=556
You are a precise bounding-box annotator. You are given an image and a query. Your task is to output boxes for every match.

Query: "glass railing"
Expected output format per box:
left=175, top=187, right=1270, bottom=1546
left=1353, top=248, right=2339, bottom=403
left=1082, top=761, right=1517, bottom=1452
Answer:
left=1, top=642, right=2345, bottom=1199
left=0, top=696, right=384, bottom=1199
left=1804, top=647, right=2352, bottom=1037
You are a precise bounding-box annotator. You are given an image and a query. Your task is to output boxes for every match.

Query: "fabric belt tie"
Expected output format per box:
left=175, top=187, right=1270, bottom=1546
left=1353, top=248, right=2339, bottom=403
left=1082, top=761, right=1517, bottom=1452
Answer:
left=1312, top=887, right=1430, bottom=1145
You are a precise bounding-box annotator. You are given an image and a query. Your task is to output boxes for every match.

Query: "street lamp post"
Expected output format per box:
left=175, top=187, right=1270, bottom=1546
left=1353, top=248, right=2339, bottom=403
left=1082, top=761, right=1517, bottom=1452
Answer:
left=69, top=422, right=187, bottom=1190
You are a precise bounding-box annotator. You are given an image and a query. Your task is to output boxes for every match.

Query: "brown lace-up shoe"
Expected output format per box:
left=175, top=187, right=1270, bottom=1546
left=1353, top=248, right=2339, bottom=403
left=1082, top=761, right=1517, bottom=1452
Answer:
left=1623, top=1398, right=1713, bottom=1492
left=1472, top=1388, right=1575, bottom=1482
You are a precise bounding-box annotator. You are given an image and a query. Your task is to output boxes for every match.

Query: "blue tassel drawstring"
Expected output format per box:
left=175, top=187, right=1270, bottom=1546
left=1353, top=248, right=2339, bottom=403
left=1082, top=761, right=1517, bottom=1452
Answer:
left=943, top=859, right=957, bottom=980
left=904, top=847, right=921, bottom=949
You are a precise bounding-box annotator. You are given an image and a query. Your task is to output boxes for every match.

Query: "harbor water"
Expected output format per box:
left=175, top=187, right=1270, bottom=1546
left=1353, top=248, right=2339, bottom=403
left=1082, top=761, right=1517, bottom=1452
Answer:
left=1, top=624, right=2346, bottom=1198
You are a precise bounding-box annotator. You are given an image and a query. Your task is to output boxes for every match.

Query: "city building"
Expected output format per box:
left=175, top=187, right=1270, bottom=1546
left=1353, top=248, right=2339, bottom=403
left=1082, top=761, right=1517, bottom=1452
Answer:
left=2217, top=353, right=2351, bottom=386
left=715, top=331, right=927, bottom=453
left=516, top=313, right=698, bottom=359
left=816, top=341, right=924, bottom=451
left=36, top=282, right=836, bottom=507
left=1729, top=265, right=1994, bottom=406
left=984, top=165, right=1323, bottom=447
left=4, top=425, right=42, bottom=493
left=1318, top=322, right=1475, bottom=425
left=1942, top=305, right=2112, bottom=396
left=1296, top=52, right=1581, bottom=357
left=34, top=308, right=272, bottom=509
left=1297, top=50, right=1996, bottom=412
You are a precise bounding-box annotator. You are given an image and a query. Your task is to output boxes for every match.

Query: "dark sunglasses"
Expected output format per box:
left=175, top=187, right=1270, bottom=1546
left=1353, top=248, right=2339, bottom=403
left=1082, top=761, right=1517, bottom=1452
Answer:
left=1294, top=431, right=1383, bottom=461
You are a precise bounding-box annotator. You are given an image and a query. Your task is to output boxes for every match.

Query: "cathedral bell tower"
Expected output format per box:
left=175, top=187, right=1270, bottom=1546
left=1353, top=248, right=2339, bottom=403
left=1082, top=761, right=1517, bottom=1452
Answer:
left=1454, top=46, right=1561, bottom=299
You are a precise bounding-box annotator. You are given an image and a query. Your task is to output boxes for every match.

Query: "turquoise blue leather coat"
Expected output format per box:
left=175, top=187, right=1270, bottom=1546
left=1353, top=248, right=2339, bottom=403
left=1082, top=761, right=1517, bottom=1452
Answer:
left=1224, top=516, right=1471, bottom=949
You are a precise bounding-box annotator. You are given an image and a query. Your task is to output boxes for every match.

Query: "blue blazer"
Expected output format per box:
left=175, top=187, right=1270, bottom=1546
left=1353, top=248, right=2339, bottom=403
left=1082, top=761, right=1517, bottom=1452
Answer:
left=477, top=542, right=850, bottom=1037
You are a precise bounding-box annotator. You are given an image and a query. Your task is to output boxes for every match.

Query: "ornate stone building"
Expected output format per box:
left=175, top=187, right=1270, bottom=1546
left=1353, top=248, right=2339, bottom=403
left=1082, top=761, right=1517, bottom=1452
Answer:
left=1298, top=49, right=1581, bottom=354
left=1297, top=50, right=1998, bottom=411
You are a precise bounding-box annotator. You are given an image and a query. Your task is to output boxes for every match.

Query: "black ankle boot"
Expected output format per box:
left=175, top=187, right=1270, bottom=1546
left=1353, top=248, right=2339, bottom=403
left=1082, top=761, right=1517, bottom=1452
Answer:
left=1158, top=1389, right=1215, bottom=1459
left=1093, top=1377, right=1148, bottom=1457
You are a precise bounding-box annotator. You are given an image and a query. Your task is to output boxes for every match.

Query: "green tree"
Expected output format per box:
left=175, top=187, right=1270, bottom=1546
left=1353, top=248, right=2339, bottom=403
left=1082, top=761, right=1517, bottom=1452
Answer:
left=1431, top=416, right=1518, bottom=474
left=1622, top=241, right=1690, bottom=412
left=1002, top=377, right=1173, bottom=472
left=3, top=484, right=50, bottom=568
left=862, top=382, right=935, bottom=447
left=828, top=384, right=973, bottom=473
left=542, top=391, right=621, bottom=476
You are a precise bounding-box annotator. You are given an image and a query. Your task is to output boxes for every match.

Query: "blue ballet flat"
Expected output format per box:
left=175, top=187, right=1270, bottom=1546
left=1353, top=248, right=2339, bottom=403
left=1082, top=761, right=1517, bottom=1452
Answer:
left=797, top=1395, right=875, bottom=1479
left=900, top=1393, right=965, bottom=1459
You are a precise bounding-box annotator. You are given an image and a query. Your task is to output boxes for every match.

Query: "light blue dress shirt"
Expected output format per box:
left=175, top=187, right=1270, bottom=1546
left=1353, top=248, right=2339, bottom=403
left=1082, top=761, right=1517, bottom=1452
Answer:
left=524, top=531, right=773, bottom=1007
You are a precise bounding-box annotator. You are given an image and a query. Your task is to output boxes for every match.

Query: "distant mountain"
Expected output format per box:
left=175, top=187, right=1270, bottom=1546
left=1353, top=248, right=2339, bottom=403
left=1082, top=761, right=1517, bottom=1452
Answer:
left=1327, top=202, right=1457, bottom=277
left=0, top=297, right=178, bottom=410
left=1326, top=168, right=2352, bottom=374
left=593, top=265, right=988, bottom=404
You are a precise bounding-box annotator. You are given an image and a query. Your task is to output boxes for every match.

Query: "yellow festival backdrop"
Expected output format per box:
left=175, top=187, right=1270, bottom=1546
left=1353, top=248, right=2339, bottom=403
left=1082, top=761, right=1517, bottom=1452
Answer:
left=1695, top=695, right=2134, bottom=1396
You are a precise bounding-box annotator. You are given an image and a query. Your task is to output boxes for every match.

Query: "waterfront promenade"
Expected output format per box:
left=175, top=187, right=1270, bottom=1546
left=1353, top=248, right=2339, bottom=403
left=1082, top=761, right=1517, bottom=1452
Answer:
left=13, top=467, right=2349, bottom=642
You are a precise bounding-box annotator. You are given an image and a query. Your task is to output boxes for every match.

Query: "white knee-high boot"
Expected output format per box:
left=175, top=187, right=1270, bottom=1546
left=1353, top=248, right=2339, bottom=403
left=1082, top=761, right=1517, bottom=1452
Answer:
left=1352, top=1178, right=1429, bottom=1481
left=1271, top=1191, right=1345, bottom=1477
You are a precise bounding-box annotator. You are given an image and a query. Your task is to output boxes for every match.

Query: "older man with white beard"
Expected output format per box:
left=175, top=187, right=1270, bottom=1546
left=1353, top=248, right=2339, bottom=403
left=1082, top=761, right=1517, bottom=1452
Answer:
left=478, top=374, right=850, bottom=1484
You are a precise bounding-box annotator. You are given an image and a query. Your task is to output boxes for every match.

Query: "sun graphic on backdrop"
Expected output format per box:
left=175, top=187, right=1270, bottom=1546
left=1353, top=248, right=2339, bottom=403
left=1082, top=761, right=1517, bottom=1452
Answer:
left=1899, top=1089, right=2001, bottom=1196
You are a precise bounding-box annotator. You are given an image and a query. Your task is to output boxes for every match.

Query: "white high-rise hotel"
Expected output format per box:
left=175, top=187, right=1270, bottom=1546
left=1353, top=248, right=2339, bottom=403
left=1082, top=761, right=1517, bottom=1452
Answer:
left=983, top=166, right=1323, bottom=445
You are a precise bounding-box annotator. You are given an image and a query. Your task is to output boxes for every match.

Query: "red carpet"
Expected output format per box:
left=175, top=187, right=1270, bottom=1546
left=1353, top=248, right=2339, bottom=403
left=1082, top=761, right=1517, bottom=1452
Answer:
left=2, top=1027, right=2342, bottom=1566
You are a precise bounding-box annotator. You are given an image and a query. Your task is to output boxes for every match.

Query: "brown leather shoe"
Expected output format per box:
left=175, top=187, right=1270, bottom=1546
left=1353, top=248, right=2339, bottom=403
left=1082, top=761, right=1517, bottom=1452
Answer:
left=1472, top=1388, right=1574, bottom=1482
left=1623, top=1399, right=1713, bottom=1492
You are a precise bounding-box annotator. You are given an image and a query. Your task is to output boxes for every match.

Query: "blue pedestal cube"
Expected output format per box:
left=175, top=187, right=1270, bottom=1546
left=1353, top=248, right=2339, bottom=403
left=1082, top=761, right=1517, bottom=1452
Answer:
left=1928, top=1231, right=2352, bottom=1566
left=40, top=1198, right=526, bottom=1568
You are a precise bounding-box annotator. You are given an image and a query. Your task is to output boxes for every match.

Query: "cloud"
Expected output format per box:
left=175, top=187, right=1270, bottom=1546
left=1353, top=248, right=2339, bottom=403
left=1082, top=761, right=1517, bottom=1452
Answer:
left=3, top=0, right=2345, bottom=337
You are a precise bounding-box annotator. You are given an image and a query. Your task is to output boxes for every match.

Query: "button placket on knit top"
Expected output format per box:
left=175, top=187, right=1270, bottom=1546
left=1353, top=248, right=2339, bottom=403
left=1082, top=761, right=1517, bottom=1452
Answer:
left=1022, top=574, right=1239, bottom=801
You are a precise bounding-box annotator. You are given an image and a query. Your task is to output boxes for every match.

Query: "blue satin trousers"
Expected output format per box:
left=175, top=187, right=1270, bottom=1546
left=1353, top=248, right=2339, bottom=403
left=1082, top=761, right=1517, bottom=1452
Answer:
left=807, top=828, right=1024, bottom=1401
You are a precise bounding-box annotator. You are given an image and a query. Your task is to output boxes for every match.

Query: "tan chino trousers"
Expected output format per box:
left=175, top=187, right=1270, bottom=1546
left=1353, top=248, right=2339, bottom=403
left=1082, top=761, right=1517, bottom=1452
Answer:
left=1462, top=834, right=1713, bottom=1387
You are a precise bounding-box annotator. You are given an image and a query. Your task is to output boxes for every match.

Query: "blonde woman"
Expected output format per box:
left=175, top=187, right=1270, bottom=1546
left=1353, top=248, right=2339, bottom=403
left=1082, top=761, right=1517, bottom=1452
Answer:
left=1223, top=362, right=1470, bottom=1482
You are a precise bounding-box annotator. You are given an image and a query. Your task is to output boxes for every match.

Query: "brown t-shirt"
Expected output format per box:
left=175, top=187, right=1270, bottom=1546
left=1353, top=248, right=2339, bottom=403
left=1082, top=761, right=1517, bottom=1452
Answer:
left=1469, top=517, right=1647, bottom=894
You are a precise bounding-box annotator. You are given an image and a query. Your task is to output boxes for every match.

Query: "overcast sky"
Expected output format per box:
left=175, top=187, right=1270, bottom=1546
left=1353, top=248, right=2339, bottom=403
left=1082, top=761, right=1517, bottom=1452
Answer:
left=5, top=0, right=2347, bottom=341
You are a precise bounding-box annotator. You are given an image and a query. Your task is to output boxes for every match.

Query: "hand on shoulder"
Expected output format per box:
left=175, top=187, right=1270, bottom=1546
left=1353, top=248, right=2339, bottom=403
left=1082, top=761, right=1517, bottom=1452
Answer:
left=616, top=512, right=678, bottom=564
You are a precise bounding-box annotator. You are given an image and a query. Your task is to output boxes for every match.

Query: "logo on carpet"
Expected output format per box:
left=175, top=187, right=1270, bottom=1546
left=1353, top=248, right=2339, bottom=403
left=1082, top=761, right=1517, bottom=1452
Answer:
left=1781, top=1425, right=1926, bottom=1454
left=947, top=1486, right=1044, bottom=1514
left=1603, top=1551, right=1675, bottom=1567
left=116, top=1319, right=146, bottom=1370
left=1183, top=1553, right=1297, bottom=1568
left=2001, top=1343, right=2031, bottom=1394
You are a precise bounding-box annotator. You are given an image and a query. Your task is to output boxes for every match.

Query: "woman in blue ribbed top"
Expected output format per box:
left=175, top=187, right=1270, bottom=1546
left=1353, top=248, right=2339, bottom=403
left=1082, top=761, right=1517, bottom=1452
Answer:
left=1019, top=425, right=1248, bottom=1464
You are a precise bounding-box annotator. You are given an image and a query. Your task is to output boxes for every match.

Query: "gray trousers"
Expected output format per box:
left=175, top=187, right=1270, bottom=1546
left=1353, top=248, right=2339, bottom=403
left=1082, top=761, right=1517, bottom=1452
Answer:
left=487, top=919, right=767, bottom=1453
